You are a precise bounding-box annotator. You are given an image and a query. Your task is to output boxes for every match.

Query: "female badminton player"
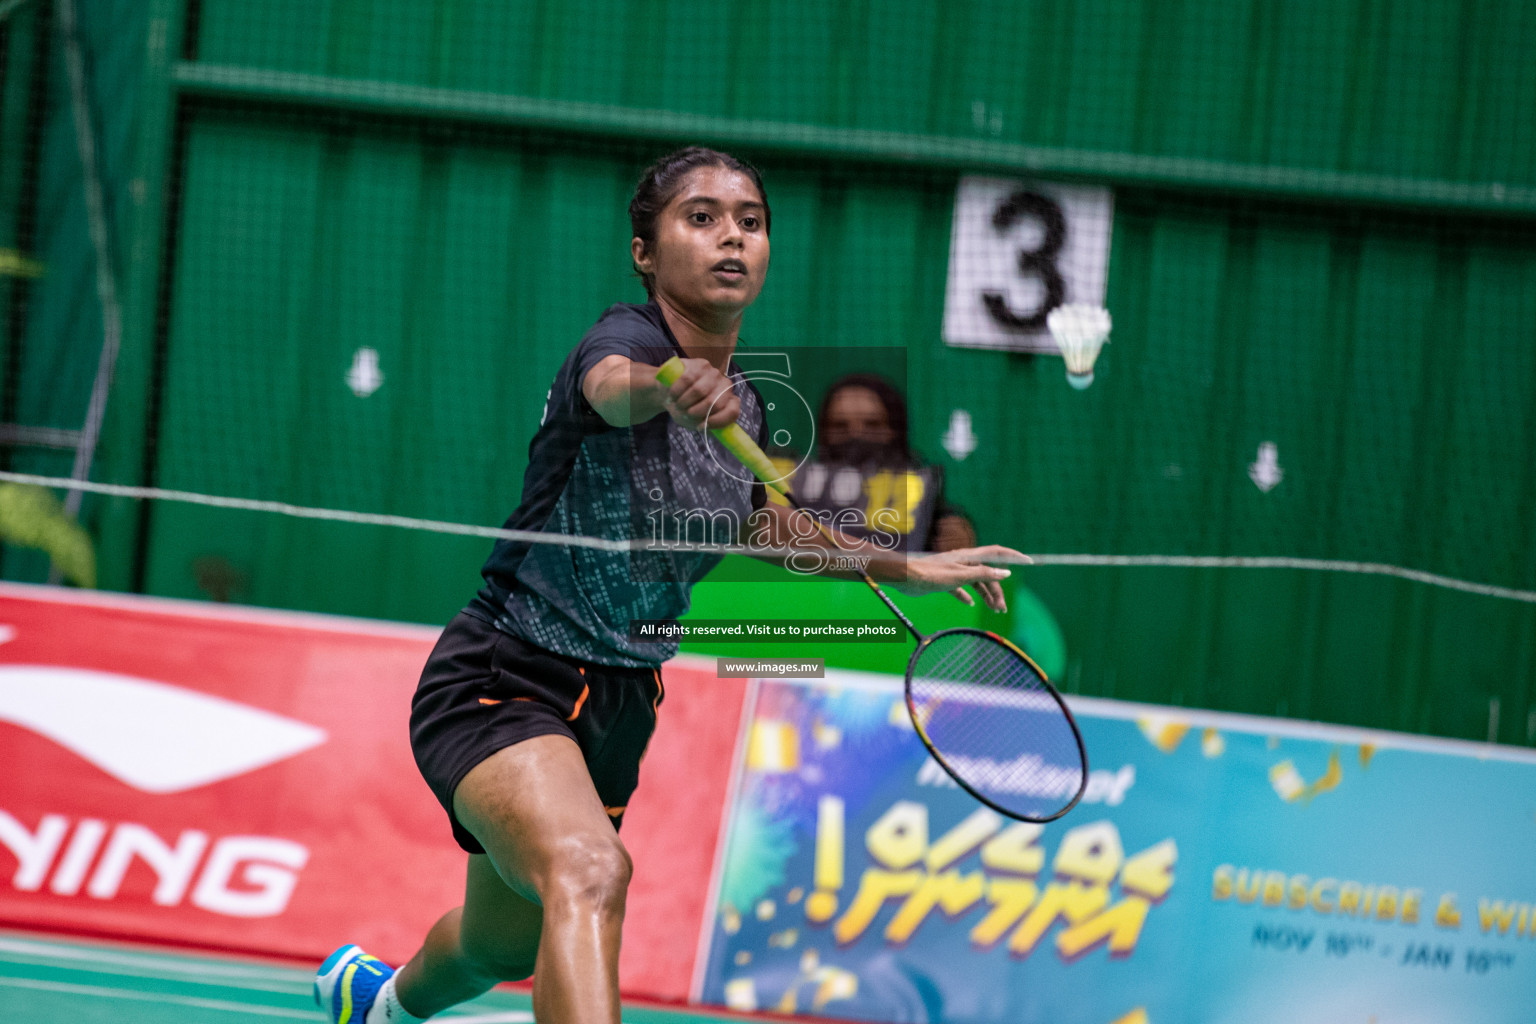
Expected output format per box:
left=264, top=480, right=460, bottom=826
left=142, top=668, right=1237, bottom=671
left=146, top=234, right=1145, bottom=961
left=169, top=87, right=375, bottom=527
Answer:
left=315, top=147, right=1024, bottom=1024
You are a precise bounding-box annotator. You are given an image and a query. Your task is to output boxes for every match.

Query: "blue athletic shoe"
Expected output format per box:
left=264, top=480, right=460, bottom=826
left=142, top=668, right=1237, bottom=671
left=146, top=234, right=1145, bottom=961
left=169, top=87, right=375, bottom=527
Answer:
left=314, top=944, right=393, bottom=1024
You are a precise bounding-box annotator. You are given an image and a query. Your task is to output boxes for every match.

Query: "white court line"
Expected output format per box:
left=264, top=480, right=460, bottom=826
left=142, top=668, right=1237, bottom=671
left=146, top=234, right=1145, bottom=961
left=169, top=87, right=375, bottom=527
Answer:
left=0, top=952, right=308, bottom=994
left=0, top=974, right=320, bottom=1018
left=0, top=936, right=542, bottom=1022
left=0, top=956, right=307, bottom=995
left=0, top=936, right=311, bottom=989
left=0, top=961, right=600, bottom=1024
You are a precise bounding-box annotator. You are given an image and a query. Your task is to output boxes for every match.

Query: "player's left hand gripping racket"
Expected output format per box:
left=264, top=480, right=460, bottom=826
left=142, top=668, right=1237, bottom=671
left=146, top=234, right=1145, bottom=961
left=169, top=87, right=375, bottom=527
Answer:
left=656, top=357, right=1088, bottom=823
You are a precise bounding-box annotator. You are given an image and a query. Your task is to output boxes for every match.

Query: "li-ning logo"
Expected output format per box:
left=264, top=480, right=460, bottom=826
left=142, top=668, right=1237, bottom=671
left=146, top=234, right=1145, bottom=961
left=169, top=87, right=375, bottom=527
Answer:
left=0, top=665, right=326, bottom=792
left=0, top=664, right=327, bottom=917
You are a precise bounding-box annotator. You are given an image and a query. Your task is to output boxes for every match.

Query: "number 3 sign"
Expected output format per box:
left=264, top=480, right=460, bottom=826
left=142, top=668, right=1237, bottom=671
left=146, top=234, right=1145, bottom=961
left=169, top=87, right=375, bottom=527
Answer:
left=942, top=177, right=1114, bottom=353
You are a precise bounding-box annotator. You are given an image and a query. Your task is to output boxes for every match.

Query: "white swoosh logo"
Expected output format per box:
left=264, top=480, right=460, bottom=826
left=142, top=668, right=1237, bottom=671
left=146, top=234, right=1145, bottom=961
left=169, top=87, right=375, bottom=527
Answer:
left=0, top=665, right=327, bottom=793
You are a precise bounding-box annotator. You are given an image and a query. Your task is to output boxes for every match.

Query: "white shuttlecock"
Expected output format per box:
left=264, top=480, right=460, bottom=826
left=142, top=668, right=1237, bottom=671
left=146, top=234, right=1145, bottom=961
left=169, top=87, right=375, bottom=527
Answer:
left=1046, top=304, right=1112, bottom=390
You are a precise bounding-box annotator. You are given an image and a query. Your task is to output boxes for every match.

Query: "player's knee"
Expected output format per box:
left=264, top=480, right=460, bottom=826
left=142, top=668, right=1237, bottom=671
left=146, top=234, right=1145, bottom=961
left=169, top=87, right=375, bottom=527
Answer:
left=543, top=835, right=632, bottom=917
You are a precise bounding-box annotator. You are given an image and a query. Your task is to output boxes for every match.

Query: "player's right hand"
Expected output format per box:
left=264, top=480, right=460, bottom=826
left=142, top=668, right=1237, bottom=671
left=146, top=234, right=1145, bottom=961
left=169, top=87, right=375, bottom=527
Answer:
left=662, top=357, right=740, bottom=431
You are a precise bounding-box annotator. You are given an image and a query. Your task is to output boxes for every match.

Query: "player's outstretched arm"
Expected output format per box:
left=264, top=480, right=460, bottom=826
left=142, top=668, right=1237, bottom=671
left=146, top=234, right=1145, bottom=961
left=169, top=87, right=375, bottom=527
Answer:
left=743, top=508, right=1023, bottom=612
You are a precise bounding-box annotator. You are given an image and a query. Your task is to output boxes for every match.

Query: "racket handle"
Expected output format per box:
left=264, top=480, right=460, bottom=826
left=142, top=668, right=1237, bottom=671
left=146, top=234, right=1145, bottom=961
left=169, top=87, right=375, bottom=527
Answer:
left=656, top=356, right=786, bottom=496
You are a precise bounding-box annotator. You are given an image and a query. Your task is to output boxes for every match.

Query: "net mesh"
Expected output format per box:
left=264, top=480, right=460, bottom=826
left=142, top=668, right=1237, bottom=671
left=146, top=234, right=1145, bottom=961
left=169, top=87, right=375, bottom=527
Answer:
left=909, top=630, right=1085, bottom=821
left=4, top=1, right=1536, bottom=738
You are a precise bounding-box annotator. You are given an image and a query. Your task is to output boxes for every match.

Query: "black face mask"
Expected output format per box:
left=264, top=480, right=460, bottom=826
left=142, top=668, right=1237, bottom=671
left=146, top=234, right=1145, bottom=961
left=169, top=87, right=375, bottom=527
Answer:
left=821, top=438, right=905, bottom=469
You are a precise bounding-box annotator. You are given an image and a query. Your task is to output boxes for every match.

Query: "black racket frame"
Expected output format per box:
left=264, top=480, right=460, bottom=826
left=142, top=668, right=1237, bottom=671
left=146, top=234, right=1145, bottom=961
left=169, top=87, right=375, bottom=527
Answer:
left=902, top=626, right=1090, bottom=824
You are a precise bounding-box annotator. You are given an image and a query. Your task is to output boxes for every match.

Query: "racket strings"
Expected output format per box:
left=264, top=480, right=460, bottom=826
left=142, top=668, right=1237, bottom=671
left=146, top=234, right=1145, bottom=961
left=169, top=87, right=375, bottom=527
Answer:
left=910, top=632, right=1086, bottom=819
left=917, top=633, right=1047, bottom=693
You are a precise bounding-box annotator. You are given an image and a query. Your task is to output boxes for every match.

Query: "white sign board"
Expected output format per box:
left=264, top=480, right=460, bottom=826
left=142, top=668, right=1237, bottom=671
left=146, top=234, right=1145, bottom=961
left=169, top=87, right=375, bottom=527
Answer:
left=942, top=176, right=1114, bottom=353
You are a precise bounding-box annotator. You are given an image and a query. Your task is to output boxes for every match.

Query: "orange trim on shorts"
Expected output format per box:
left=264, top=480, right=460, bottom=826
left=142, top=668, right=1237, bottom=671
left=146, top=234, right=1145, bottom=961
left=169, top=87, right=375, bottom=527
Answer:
left=604, top=805, right=625, bottom=818
left=478, top=698, right=502, bottom=705
left=651, top=669, right=664, bottom=715
left=567, top=683, right=589, bottom=721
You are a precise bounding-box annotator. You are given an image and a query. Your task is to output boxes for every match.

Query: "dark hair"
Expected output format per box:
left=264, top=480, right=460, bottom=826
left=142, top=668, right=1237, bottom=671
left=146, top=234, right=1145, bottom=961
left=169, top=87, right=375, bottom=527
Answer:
left=817, top=373, right=914, bottom=464
left=629, top=146, right=771, bottom=297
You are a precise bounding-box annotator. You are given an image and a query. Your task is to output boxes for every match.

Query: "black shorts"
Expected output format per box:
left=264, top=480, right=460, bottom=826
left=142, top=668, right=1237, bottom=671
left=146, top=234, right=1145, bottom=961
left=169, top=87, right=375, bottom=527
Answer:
left=410, top=611, right=664, bottom=854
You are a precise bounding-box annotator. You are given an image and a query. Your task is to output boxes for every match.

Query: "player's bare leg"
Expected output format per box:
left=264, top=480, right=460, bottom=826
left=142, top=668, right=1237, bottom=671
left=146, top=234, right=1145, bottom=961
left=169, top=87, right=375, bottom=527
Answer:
left=390, top=853, right=542, bottom=1016
left=394, top=734, right=629, bottom=1024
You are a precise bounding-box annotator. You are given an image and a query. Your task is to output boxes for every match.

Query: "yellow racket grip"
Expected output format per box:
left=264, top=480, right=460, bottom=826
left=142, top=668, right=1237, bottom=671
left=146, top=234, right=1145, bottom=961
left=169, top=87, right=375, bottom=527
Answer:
left=655, top=356, right=786, bottom=496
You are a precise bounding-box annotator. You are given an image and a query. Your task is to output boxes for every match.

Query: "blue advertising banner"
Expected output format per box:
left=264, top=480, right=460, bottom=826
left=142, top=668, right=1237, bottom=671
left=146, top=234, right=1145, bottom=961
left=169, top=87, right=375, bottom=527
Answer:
left=695, top=673, right=1536, bottom=1023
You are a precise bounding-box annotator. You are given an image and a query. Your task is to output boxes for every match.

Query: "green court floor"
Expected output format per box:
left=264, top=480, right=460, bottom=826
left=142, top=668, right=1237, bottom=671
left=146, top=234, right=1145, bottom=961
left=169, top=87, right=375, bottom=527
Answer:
left=0, top=931, right=739, bottom=1024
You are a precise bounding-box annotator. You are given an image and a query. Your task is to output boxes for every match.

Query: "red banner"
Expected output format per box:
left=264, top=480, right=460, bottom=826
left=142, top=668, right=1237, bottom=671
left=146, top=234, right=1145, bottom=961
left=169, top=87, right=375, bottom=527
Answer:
left=0, top=584, right=741, bottom=1002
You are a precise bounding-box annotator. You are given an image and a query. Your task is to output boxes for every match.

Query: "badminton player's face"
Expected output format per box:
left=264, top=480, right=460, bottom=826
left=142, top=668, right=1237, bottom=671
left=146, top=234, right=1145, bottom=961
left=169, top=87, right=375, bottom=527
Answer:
left=642, top=166, right=769, bottom=321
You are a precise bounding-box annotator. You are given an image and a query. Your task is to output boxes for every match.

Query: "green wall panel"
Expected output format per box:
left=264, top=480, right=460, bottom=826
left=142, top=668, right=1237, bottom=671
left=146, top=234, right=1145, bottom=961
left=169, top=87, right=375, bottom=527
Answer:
left=190, top=0, right=1536, bottom=189
left=140, top=115, right=643, bottom=617
left=3, top=0, right=1519, bottom=746
left=133, top=100, right=1536, bottom=746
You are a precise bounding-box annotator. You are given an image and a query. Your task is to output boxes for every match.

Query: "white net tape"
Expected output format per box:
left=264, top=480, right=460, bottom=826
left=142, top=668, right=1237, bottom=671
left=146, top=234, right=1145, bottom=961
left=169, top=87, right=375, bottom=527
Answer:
left=5, top=470, right=1533, bottom=604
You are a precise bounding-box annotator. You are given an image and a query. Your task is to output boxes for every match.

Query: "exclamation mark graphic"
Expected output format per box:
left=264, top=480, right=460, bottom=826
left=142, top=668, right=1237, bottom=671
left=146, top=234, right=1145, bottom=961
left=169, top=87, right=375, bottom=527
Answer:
left=805, top=795, right=844, bottom=924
